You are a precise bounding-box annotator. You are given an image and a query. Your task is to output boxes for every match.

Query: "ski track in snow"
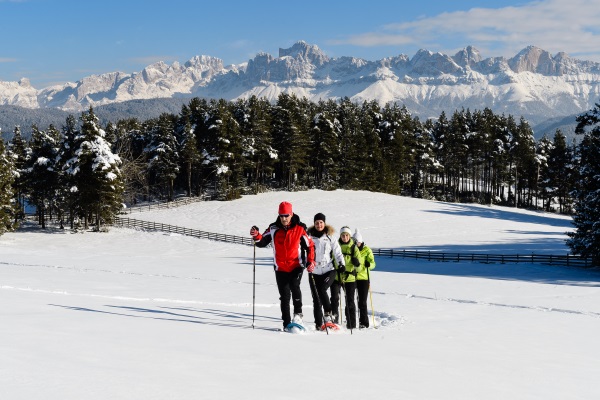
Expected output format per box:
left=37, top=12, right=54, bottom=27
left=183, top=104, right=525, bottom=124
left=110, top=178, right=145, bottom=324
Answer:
left=0, top=285, right=402, bottom=333
left=0, top=260, right=273, bottom=287
left=3, top=256, right=598, bottom=319
left=377, top=290, right=600, bottom=319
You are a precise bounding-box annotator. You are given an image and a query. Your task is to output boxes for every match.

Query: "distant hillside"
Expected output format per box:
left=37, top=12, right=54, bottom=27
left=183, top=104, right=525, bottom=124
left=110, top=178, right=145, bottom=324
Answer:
left=1, top=96, right=581, bottom=142
left=1, top=98, right=190, bottom=140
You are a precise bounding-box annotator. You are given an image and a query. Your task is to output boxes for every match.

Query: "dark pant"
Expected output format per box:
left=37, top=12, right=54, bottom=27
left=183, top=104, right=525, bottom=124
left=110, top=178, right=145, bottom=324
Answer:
left=356, top=279, right=370, bottom=327
left=309, top=270, right=336, bottom=326
left=331, top=279, right=357, bottom=329
left=275, top=267, right=304, bottom=327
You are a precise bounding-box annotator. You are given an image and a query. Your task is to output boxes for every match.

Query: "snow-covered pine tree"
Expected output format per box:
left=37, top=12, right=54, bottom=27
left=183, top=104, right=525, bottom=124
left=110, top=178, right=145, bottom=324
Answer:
left=6, top=126, right=28, bottom=220
left=547, top=130, right=575, bottom=213
left=176, top=107, right=201, bottom=197
left=56, top=115, right=80, bottom=228
left=271, top=94, right=310, bottom=190
left=64, top=107, right=124, bottom=230
left=24, top=124, right=59, bottom=229
left=310, top=99, right=341, bottom=189
left=0, top=136, right=17, bottom=235
left=234, top=96, right=275, bottom=194
left=357, top=99, right=384, bottom=192
left=567, top=103, right=600, bottom=266
left=144, top=113, right=180, bottom=201
left=207, top=99, right=243, bottom=200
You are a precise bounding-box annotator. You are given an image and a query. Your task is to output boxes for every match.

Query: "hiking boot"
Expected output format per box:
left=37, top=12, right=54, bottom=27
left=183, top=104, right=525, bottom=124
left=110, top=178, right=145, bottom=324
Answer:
left=332, top=314, right=339, bottom=324
left=292, top=313, right=303, bottom=324
left=324, top=313, right=333, bottom=323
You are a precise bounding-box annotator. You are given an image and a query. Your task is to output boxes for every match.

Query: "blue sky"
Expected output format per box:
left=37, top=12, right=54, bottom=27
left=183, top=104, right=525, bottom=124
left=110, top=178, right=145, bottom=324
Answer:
left=2, top=0, right=599, bottom=88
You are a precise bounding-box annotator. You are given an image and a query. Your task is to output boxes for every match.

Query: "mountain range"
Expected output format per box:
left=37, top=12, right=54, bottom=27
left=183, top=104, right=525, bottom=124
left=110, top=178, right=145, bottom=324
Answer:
left=2, top=41, right=600, bottom=139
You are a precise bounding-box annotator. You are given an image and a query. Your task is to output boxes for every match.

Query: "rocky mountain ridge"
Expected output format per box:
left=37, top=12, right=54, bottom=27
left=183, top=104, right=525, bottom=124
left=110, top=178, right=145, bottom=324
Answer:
left=1, top=41, right=600, bottom=128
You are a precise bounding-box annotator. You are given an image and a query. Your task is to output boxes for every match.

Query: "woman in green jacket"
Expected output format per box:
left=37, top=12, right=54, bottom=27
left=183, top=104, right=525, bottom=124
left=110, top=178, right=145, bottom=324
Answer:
left=330, top=226, right=363, bottom=329
left=353, top=229, right=376, bottom=328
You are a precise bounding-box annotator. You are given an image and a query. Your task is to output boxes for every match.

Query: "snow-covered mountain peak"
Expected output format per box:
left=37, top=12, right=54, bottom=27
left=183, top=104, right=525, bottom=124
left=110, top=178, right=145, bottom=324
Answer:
left=453, top=46, right=483, bottom=68
left=2, top=41, right=600, bottom=130
left=279, top=41, right=330, bottom=66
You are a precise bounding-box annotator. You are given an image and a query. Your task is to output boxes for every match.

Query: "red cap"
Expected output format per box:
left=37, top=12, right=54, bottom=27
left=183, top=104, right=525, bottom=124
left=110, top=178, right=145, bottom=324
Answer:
left=278, top=201, right=293, bottom=215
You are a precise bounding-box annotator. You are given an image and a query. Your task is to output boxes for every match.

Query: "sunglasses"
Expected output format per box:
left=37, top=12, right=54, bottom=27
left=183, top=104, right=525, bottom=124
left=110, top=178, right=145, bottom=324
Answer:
left=279, top=214, right=290, bottom=218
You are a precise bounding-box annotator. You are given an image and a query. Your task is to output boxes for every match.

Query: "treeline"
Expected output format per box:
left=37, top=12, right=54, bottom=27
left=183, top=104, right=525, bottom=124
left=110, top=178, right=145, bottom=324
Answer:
left=100, top=94, right=575, bottom=211
left=2, top=97, right=598, bottom=265
left=0, top=94, right=581, bottom=234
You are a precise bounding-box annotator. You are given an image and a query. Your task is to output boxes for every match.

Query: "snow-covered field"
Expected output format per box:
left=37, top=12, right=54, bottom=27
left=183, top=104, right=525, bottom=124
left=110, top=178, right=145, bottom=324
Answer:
left=1, top=190, right=599, bottom=400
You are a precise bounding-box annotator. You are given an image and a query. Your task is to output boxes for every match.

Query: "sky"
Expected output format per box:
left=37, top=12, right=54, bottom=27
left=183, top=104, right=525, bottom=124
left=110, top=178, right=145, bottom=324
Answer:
left=1, top=0, right=600, bottom=88
left=1, top=189, right=599, bottom=399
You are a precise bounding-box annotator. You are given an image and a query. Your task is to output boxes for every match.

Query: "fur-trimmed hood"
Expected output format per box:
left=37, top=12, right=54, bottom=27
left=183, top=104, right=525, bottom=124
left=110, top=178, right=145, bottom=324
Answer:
left=307, top=224, right=335, bottom=237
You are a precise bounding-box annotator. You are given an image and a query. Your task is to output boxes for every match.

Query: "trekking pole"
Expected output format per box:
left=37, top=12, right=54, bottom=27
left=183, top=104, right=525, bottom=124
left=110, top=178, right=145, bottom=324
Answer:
left=366, top=264, right=376, bottom=329
left=310, top=273, right=329, bottom=335
left=252, top=242, right=256, bottom=329
left=335, top=267, right=344, bottom=330
left=340, top=280, right=352, bottom=335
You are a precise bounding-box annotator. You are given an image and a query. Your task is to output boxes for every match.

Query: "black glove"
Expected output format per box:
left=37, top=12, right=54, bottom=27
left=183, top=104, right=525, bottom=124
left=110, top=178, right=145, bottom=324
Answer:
left=344, top=270, right=357, bottom=279
left=365, top=261, right=371, bottom=268
left=351, top=256, right=360, bottom=267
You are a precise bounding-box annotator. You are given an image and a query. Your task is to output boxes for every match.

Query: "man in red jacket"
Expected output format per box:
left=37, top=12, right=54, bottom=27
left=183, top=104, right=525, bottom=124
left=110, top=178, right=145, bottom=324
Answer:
left=250, top=201, right=315, bottom=330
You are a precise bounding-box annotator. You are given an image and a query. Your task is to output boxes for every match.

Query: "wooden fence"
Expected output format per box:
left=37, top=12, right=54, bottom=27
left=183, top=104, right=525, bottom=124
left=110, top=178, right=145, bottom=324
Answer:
left=124, top=195, right=209, bottom=214
left=113, top=216, right=253, bottom=246
left=372, top=248, right=593, bottom=268
left=112, top=216, right=593, bottom=268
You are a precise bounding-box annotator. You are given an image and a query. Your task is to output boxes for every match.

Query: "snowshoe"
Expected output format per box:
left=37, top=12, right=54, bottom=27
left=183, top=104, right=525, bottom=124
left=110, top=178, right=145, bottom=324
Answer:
left=320, top=321, right=340, bottom=331
left=284, top=321, right=306, bottom=333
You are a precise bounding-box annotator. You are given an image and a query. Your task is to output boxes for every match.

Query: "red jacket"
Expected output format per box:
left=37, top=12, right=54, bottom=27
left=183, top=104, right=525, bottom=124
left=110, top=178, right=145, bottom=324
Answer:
left=254, top=214, right=315, bottom=272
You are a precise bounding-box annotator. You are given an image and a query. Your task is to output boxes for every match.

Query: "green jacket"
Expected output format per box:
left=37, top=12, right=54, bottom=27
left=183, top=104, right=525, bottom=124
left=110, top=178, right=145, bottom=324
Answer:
left=337, top=238, right=363, bottom=283
left=356, top=243, right=376, bottom=281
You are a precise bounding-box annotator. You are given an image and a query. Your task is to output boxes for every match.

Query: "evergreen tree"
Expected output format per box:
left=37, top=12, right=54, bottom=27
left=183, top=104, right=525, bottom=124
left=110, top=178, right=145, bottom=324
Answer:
left=547, top=130, right=575, bottom=213
left=0, top=138, right=17, bottom=234
left=535, top=135, right=553, bottom=211
left=63, top=107, right=124, bottom=230
left=212, top=99, right=243, bottom=200
left=567, top=103, right=600, bottom=265
left=310, top=99, right=341, bottom=189
left=6, top=126, right=28, bottom=220
left=233, top=96, right=275, bottom=194
left=176, top=105, right=202, bottom=197
left=357, top=100, right=384, bottom=192
left=24, top=124, right=59, bottom=228
left=56, top=115, right=80, bottom=228
left=145, top=113, right=180, bottom=201
left=271, top=94, right=310, bottom=189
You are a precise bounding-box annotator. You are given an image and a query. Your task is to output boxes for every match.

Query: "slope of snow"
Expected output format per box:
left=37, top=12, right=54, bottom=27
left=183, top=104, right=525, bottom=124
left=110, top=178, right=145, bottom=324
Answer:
left=1, top=190, right=599, bottom=400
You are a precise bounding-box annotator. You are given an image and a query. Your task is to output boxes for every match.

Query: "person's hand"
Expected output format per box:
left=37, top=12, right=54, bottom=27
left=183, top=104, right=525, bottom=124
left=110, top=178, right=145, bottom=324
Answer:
left=250, top=226, right=261, bottom=240
left=306, top=261, right=315, bottom=273
left=351, top=256, right=360, bottom=267
left=365, top=261, right=371, bottom=268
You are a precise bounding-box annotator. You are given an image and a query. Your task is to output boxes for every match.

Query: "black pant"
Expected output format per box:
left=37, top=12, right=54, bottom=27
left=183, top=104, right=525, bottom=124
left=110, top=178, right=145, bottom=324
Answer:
left=309, top=270, right=336, bottom=327
left=331, top=280, right=357, bottom=329
left=356, top=279, right=370, bottom=328
left=275, top=267, right=304, bottom=327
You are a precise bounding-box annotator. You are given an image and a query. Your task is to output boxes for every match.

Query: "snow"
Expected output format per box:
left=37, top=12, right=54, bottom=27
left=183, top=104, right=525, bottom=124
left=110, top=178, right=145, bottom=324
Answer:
left=1, top=189, right=599, bottom=400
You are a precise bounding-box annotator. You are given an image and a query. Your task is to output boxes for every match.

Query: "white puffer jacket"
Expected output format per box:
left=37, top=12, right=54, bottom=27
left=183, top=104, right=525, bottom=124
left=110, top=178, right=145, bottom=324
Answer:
left=307, top=225, right=345, bottom=275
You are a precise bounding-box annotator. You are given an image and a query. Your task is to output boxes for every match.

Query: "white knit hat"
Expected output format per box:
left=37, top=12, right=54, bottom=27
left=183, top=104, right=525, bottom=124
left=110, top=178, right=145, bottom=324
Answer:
left=340, top=226, right=352, bottom=235
left=353, top=228, right=363, bottom=243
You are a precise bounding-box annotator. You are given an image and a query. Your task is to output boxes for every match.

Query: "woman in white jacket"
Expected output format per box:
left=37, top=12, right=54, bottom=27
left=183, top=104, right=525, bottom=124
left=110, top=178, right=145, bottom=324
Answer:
left=306, top=212, right=346, bottom=330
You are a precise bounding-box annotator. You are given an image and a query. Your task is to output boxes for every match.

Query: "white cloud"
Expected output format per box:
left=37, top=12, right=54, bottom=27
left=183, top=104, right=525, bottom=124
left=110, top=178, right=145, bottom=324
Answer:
left=328, top=0, right=600, bottom=61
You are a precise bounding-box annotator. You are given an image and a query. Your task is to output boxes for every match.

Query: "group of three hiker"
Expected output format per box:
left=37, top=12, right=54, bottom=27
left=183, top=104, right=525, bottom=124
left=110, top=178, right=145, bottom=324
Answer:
left=250, top=201, right=376, bottom=331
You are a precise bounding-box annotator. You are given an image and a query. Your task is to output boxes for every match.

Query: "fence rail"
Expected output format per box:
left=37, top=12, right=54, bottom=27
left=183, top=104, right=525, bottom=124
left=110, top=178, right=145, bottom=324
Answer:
left=113, top=216, right=253, bottom=246
left=112, top=216, right=593, bottom=268
left=372, top=248, right=593, bottom=268
left=124, top=195, right=209, bottom=214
